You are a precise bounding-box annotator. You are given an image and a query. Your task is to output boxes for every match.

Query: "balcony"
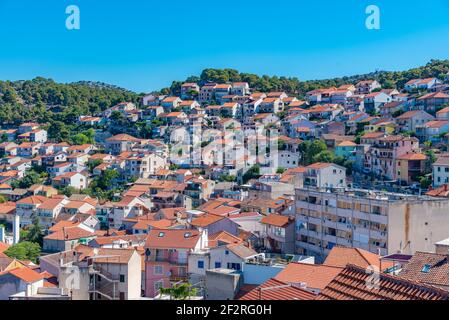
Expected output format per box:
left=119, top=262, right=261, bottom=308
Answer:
left=296, top=241, right=323, bottom=255
left=336, top=208, right=353, bottom=218
left=336, top=222, right=353, bottom=232
left=352, top=210, right=370, bottom=221
left=298, top=228, right=320, bottom=239
left=308, top=216, right=323, bottom=226
left=370, top=229, right=388, bottom=240
left=323, top=234, right=337, bottom=243
left=369, top=214, right=388, bottom=225
left=322, top=219, right=337, bottom=229
left=336, top=237, right=352, bottom=247
left=295, top=201, right=322, bottom=212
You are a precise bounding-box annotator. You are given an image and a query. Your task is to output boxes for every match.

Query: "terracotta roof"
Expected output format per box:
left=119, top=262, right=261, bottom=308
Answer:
left=275, top=262, right=343, bottom=290
left=7, top=267, right=45, bottom=283
left=337, top=141, right=357, bottom=147
left=316, top=264, right=449, bottom=300
left=144, top=229, right=200, bottom=249
left=190, top=214, right=224, bottom=227
left=38, top=198, right=65, bottom=211
left=426, top=184, right=449, bottom=197
left=425, top=120, right=449, bottom=128
left=398, top=251, right=449, bottom=288
left=0, top=202, right=15, bottom=215
left=17, top=195, right=47, bottom=205
left=208, top=231, right=243, bottom=248
left=323, top=247, right=393, bottom=270
left=434, top=154, right=449, bottom=166
left=396, top=153, right=427, bottom=161
left=306, top=162, right=333, bottom=170
left=239, top=278, right=316, bottom=300
left=396, top=110, right=426, bottom=119
left=361, top=132, right=385, bottom=139
left=0, top=242, right=10, bottom=254
left=90, top=248, right=137, bottom=264
left=44, top=227, right=95, bottom=241
left=106, top=134, right=140, bottom=142
left=260, top=214, right=292, bottom=228
left=157, top=207, right=186, bottom=220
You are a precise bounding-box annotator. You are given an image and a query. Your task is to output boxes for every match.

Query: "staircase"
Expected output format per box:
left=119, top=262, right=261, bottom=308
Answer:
left=89, top=266, right=120, bottom=300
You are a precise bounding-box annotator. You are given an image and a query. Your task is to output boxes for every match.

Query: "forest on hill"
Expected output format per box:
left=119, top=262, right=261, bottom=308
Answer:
left=1, top=59, right=449, bottom=127
left=162, top=59, right=449, bottom=97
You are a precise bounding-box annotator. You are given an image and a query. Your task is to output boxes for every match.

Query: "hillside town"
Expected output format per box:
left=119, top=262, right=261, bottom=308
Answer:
left=2, top=69, right=449, bottom=301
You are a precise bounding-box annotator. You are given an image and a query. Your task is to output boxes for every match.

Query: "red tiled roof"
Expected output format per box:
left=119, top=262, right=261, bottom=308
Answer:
left=44, top=227, right=95, bottom=241
left=323, top=247, right=394, bottom=271
left=144, top=229, right=200, bottom=249
left=260, top=214, right=292, bottom=228
left=316, top=264, right=449, bottom=300
left=239, top=278, right=316, bottom=300
left=398, top=251, right=449, bottom=288
left=190, top=214, right=224, bottom=227
left=8, top=267, right=45, bottom=283
left=275, top=262, right=343, bottom=290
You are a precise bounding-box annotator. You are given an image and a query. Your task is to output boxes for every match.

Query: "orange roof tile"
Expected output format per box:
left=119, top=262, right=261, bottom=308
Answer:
left=239, top=278, right=316, bottom=300
left=275, top=263, right=343, bottom=290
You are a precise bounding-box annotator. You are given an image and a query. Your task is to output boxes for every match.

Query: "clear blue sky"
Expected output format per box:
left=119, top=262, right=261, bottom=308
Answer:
left=1, top=0, right=449, bottom=93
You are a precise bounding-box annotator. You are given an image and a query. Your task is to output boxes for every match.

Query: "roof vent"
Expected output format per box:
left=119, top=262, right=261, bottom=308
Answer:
left=158, top=232, right=165, bottom=237
left=184, top=232, right=191, bottom=238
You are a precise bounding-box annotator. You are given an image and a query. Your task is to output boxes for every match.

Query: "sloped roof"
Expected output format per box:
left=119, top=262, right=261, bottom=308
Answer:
left=239, top=278, right=316, bottom=300
left=398, top=251, right=449, bottom=288
left=7, top=267, right=45, bottom=283
left=323, top=246, right=393, bottom=270
left=275, top=262, right=343, bottom=290
left=144, top=229, right=200, bottom=249
left=316, top=264, right=449, bottom=300
left=260, top=214, right=292, bottom=228
left=225, top=243, right=258, bottom=259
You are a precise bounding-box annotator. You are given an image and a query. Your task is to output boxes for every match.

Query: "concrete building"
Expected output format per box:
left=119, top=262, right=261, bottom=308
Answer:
left=304, top=163, right=346, bottom=189
left=295, top=187, right=449, bottom=262
left=204, top=268, right=242, bottom=300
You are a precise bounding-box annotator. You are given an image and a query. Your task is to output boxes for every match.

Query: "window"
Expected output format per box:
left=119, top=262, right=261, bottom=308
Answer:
left=154, top=280, right=164, bottom=293
left=197, top=260, right=204, bottom=269
left=215, top=262, right=221, bottom=268
left=154, top=265, right=163, bottom=275
left=225, top=250, right=229, bottom=255
left=119, top=274, right=125, bottom=283
left=421, top=264, right=431, bottom=273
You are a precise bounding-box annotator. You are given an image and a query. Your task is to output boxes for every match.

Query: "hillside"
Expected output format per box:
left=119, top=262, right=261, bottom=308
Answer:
left=0, top=77, right=141, bottom=125
left=0, top=59, right=448, bottom=126
left=162, top=59, right=449, bottom=97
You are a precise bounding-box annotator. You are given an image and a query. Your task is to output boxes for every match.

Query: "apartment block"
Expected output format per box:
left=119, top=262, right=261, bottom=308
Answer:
left=295, top=187, right=449, bottom=262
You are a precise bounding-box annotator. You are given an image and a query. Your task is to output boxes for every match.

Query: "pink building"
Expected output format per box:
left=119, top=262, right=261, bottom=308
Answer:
left=144, top=229, right=206, bottom=297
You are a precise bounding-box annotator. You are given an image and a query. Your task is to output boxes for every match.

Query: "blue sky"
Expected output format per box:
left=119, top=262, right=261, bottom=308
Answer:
left=1, top=0, right=449, bottom=92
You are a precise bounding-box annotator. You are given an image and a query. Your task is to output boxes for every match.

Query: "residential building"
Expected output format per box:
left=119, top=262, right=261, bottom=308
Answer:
left=295, top=187, right=449, bottom=261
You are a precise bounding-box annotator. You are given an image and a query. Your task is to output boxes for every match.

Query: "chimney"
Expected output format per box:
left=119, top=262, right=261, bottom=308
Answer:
left=13, top=214, right=20, bottom=244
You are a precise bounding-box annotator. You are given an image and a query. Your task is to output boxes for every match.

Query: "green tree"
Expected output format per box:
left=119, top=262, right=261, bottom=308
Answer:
left=22, top=216, right=44, bottom=246
left=4, top=241, right=41, bottom=263
left=11, top=170, right=44, bottom=189
left=48, top=121, right=69, bottom=142
left=276, top=167, right=286, bottom=174
left=313, top=150, right=335, bottom=163
left=159, top=283, right=198, bottom=300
